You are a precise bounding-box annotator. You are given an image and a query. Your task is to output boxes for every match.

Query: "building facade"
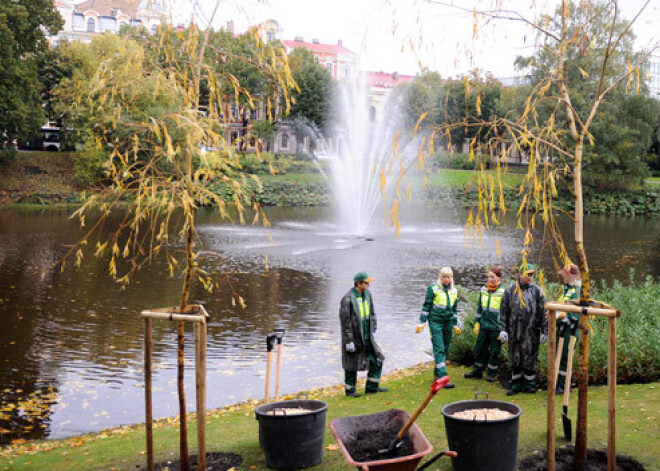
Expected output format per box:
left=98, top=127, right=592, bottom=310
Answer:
left=50, top=0, right=169, bottom=45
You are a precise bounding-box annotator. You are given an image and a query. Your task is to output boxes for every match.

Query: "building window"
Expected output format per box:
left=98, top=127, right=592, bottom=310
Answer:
left=344, top=65, right=350, bottom=79
left=150, top=24, right=158, bottom=35
left=73, top=13, right=84, bottom=30
left=267, top=31, right=275, bottom=42
left=325, top=63, right=333, bottom=75
left=281, top=133, right=289, bottom=150
left=87, top=18, right=96, bottom=32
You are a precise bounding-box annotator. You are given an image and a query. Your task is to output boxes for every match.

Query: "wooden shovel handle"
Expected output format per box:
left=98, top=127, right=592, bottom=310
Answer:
left=397, top=377, right=448, bottom=439
left=563, top=335, right=577, bottom=406
left=554, top=335, right=565, bottom=387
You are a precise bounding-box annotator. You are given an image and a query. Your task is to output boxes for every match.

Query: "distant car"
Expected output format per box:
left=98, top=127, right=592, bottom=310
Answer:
left=41, top=122, right=61, bottom=151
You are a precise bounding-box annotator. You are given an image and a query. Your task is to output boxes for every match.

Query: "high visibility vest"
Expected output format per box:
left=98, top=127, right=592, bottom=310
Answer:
left=480, top=286, right=505, bottom=313
left=561, top=286, right=579, bottom=302
left=357, top=295, right=370, bottom=319
left=432, top=285, right=457, bottom=310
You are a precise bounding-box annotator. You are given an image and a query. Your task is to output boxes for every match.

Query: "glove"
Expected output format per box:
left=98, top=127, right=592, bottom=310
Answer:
left=540, top=334, right=548, bottom=344
left=415, top=323, right=425, bottom=334
left=453, top=326, right=462, bottom=335
left=345, top=342, right=356, bottom=353
left=556, top=312, right=567, bottom=320
left=499, top=331, right=509, bottom=342
left=473, top=322, right=480, bottom=336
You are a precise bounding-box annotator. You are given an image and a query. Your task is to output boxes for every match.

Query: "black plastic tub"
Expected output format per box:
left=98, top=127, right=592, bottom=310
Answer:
left=441, top=399, right=522, bottom=471
left=255, top=399, right=329, bottom=470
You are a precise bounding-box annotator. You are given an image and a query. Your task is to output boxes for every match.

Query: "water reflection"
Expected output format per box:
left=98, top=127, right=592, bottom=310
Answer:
left=0, top=207, right=658, bottom=441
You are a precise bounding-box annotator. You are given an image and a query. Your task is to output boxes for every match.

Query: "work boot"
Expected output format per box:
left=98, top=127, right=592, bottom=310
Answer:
left=345, top=391, right=360, bottom=398
left=485, top=375, right=496, bottom=383
left=365, top=387, right=388, bottom=394
left=444, top=382, right=455, bottom=389
left=556, top=387, right=564, bottom=395
left=506, top=389, right=518, bottom=396
left=523, top=386, right=537, bottom=394
left=464, top=369, right=483, bottom=379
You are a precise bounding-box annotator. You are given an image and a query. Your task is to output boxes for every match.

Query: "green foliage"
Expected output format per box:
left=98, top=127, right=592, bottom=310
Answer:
left=287, top=48, right=333, bottom=132
left=0, top=0, right=62, bottom=145
left=71, top=138, right=108, bottom=186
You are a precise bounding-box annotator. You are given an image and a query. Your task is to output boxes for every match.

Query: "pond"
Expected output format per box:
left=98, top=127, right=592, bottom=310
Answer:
left=0, top=205, right=658, bottom=441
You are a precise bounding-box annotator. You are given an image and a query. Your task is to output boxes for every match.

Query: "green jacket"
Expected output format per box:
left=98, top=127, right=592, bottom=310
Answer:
left=476, top=285, right=505, bottom=330
left=420, top=284, right=458, bottom=325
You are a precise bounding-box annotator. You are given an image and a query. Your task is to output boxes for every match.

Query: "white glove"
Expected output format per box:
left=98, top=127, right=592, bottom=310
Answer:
left=540, top=334, right=548, bottom=344
left=499, top=331, right=509, bottom=342
left=345, top=342, right=356, bottom=353
left=415, top=324, right=425, bottom=334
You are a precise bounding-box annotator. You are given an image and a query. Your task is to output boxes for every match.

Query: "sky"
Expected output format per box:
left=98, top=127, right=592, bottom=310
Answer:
left=176, top=0, right=660, bottom=79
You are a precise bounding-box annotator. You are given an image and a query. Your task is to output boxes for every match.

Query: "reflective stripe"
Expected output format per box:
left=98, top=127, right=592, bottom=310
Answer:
left=475, top=362, right=485, bottom=368
left=345, top=384, right=356, bottom=391
left=357, top=295, right=370, bottom=319
left=367, top=377, right=379, bottom=383
left=487, top=364, right=498, bottom=370
left=558, top=371, right=567, bottom=376
left=561, top=287, right=578, bottom=302
left=524, top=374, right=536, bottom=380
left=438, top=362, right=446, bottom=368
left=511, top=373, right=522, bottom=379
left=432, top=285, right=457, bottom=309
left=479, top=287, right=505, bottom=312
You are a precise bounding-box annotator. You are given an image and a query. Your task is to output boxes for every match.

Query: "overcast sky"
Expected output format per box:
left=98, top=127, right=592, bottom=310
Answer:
left=178, top=0, right=659, bottom=78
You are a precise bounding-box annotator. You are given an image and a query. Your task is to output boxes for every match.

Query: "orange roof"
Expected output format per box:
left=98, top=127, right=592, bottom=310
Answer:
left=363, top=71, right=416, bottom=88
left=282, top=39, right=357, bottom=56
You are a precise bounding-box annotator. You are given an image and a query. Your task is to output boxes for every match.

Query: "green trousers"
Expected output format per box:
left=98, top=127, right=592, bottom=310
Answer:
left=429, top=320, right=453, bottom=379
left=556, top=324, right=579, bottom=390
left=344, top=341, right=383, bottom=393
left=473, top=329, right=501, bottom=378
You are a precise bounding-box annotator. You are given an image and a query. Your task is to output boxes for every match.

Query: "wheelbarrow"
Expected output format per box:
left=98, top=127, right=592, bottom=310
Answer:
left=329, top=409, right=456, bottom=471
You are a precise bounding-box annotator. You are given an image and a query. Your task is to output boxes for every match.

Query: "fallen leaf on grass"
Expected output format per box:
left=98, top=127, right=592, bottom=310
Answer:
left=326, top=444, right=340, bottom=451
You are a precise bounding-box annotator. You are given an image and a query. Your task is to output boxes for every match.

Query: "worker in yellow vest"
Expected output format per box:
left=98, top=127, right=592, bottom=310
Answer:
left=465, top=266, right=505, bottom=382
left=339, top=271, right=387, bottom=397
left=555, top=263, right=581, bottom=394
left=416, top=266, right=461, bottom=387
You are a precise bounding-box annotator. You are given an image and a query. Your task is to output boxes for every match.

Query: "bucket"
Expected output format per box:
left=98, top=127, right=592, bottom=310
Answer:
left=441, top=395, right=521, bottom=471
left=255, top=399, right=329, bottom=470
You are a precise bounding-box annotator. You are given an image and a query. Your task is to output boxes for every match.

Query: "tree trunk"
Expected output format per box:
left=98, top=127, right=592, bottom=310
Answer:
left=177, top=221, right=195, bottom=471
left=573, top=141, right=590, bottom=471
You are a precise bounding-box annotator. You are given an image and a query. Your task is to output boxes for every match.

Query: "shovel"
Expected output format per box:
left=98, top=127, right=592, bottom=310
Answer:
left=378, top=376, right=450, bottom=456
left=274, top=328, right=286, bottom=401
left=264, top=333, right=277, bottom=404
left=562, top=334, right=577, bottom=441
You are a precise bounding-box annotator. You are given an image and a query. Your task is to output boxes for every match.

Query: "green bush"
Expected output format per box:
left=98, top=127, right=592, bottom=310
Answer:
left=450, top=277, right=660, bottom=385
left=71, top=140, right=108, bottom=186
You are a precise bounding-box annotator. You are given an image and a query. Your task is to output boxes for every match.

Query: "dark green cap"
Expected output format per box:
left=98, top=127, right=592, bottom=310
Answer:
left=353, top=271, right=374, bottom=283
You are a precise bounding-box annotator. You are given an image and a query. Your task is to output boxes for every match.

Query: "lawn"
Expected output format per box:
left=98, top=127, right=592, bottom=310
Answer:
left=1, top=363, right=658, bottom=471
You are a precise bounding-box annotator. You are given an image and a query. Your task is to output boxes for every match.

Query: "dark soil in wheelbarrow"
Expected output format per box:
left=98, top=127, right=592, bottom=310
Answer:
left=342, top=409, right=415, bottom=462
left=139, top=452, right=243, bottom=470
left=518, top=446, right=645, bottom=470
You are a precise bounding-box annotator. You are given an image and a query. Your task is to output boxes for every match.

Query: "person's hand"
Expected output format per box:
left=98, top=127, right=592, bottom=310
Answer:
left=540, top=334, right=548, bottom=344
left=453, top=326, right=462, bottom=335
left=345, top=342, right=356, bottom=353
left=473, top=322, right=480, bottom=336
left=415, top=324, right=425, bottom=334
left=556, top=312, right=567, bottom=320
left=499, top=331, right=509, bottom=342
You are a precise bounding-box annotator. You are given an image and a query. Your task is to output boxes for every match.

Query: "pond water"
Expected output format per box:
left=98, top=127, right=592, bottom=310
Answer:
left=0, top=205, right=658, bottom=441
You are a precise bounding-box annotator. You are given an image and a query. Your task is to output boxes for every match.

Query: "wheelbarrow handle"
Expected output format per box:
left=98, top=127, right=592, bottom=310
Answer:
left=416, top=450, right=458, bottom=471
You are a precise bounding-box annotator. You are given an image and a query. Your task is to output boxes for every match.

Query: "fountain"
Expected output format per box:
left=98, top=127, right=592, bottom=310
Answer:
left=316, top=78, right=423, bottom=237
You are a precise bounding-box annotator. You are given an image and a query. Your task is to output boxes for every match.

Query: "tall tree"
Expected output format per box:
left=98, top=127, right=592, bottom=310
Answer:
left=287, top=47, right=333, bottom=133
left=0, top=0, right=62, bottom=150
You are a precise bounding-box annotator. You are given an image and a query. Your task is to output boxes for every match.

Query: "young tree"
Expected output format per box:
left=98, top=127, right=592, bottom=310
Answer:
left=59, top=22, right=295, bottom=470
left=409, top=1, right=656, bottom=468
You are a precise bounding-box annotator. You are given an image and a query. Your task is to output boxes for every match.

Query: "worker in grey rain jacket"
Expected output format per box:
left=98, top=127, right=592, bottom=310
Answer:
left=465, top=266, right=505, bottom=382
left=339, top=271, right=387, bottom=397
left=416, top=266, right=461, bottom=387
left=499, top=263, right=547, bottom=395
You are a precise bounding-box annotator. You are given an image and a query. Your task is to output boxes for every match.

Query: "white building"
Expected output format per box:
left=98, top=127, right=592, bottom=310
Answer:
left=644, top=54, right=660, bottom=100
left=50, top=0, right=171, bottom=45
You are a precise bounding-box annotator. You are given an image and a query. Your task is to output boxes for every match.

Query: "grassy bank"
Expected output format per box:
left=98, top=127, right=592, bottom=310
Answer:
left=0, top=363, right=658, bottom=470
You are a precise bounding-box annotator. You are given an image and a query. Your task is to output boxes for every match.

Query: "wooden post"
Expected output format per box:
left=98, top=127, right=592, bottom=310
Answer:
left=547, top=310, right=557, bottom=471
left=194, top=319, right=207, bottom=471
left=608, top=317, right=617, bottom=471
left=145, top=317, right=154, bottom=471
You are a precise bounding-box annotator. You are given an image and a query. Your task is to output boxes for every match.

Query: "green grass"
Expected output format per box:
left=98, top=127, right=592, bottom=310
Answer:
left=1, top=364, right=658, bottom=471
left=646, top=177, right=660, bottom=186
left=425, top=168, right=524, bottom=189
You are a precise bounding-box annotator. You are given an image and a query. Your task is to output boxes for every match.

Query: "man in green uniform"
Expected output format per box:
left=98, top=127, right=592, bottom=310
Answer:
left=555, top=263, right=581, bottom=394
left=499, top=263, right=547, bottom=395
left=339, top=271, right=387, bottom=397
